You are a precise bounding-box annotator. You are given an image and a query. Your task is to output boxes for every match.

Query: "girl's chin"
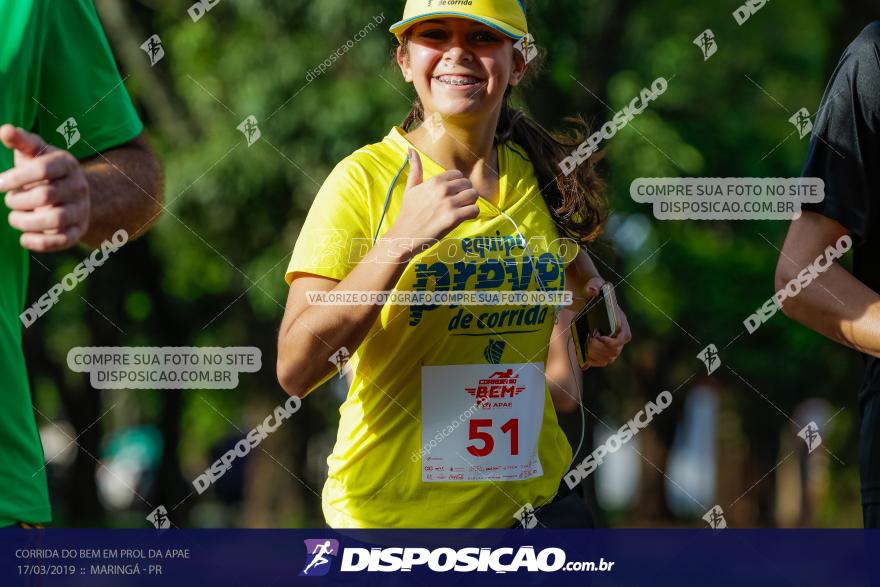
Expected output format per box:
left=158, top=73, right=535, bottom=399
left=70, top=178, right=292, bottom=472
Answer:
left=426, top=99, right=493, bottom=119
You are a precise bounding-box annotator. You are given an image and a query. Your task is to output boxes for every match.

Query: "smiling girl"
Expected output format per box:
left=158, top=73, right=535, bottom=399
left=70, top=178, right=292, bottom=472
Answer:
left=277, top=0, right=631, bottom=528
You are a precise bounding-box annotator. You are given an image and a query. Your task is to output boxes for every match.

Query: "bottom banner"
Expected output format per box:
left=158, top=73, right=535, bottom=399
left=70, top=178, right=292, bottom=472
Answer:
left=1, top=529, right=876, bottom=586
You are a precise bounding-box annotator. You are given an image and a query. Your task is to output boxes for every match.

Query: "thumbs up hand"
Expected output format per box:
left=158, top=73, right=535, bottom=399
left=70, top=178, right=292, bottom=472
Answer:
left=384, top=148, right=480, bottom=259
left=0, top=124, right=90, bottom=252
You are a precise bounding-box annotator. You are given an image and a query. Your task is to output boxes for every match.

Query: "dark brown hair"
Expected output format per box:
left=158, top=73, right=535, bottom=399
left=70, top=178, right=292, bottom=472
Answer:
left=395, top=12, right=606, bottom=244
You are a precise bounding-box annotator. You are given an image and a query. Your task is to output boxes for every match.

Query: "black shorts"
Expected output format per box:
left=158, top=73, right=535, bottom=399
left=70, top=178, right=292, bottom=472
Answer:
left=510, top=479, right=594, bottom=529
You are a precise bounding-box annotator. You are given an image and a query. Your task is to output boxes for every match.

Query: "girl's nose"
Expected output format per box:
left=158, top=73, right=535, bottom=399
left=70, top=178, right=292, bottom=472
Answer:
left=444, top=45, right=473, bottom=63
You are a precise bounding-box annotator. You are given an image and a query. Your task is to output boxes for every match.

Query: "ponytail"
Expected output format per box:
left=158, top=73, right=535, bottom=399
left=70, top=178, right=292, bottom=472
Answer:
left=495, top=91, right=606, bottom=243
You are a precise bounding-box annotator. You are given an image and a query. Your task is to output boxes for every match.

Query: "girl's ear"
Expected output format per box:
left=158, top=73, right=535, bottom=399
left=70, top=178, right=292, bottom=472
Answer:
left=509, top=47, right=528, bottom=87
left=396, top=45, right=413, bottom=82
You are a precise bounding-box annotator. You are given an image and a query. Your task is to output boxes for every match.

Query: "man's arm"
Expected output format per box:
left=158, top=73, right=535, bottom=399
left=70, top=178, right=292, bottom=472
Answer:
left=776, top=211, right=880, bottom=358
left=79, top=133, right=164, bottom=247
left=0, top=125, right=163, bottom=252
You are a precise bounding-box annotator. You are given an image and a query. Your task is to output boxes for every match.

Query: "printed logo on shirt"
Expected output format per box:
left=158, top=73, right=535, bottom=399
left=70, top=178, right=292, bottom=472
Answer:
left=407, top=231, right=566, bottom=334
left=466, top=367, right=525, bottom=409
left=483, top=339, right=506, bottom=364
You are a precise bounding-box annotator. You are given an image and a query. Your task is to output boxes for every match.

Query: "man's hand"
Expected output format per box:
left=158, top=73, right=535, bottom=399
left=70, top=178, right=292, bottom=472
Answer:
left=0, top=125, right=90, bottom=252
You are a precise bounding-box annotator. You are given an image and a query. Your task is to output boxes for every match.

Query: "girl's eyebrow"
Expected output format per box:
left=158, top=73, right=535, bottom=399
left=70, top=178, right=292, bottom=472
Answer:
left=411, top=19, right=500, bottom=36
left=416, top=19, right=493, bottom=30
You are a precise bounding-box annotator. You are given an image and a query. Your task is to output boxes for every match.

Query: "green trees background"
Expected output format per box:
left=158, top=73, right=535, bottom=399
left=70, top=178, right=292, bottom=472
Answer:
left=23, top=0, right=880, bottom=527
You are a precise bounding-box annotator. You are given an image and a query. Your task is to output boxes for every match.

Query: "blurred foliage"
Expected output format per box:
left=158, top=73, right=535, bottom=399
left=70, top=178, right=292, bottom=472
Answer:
left=22, top=0, right=878, bottom=527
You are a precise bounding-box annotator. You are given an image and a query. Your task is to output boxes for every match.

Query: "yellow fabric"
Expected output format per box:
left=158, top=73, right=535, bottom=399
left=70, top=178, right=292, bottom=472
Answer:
left=285, top=126, right=573, bottom=528
left=389, top=0, right=528, bottom=43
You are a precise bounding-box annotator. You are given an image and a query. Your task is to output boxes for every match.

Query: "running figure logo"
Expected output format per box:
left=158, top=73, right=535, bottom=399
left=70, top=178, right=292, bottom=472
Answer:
left=424, top=111, right=446, bottom=142
left=797, top=421, right=822, bottom=454
left=299, top=539, right=339, bottom=577
left=702, top=505, right=727, bottom=530
left=466, top=368, right=524, bottom=409
left=693, top=29, right=717, bottom=61
left=56, top=117, right=80, bottom=149
left=140, top=34, right=165, bottom=66
left=237, top=115, right=261, bottom=147
left=789, top=108, right=813, bottom=139
left=328, top=346, right=352, bottom=378
left=513, top=503, right=538, bottom=529
left=697, top=344, right=721, bottom=375
left=147, top=505, right=171, bottom=529
left=513, top=34, right=538, bottom=64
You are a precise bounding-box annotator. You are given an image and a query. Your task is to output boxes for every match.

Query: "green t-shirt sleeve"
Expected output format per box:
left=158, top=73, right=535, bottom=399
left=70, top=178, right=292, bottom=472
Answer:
left=34, top=0, right=143, bottom=159
left=285, top=156, right=374, bottom=285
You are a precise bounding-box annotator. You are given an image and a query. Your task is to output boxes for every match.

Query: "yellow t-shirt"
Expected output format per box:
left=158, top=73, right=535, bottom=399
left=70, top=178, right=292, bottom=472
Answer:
left=285, top=126, right=574, bottom=528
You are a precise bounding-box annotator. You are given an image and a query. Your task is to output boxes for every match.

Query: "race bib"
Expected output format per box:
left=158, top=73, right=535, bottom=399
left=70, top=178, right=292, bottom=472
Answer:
left=420, top=363, right=545, bottom=482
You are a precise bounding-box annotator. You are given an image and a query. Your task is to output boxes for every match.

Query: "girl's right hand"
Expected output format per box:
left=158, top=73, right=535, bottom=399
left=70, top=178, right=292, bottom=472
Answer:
left=385, top=149, right=480, bottom=257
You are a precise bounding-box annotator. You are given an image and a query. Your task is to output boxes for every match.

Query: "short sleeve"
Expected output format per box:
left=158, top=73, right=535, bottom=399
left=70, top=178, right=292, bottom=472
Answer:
left=801, top=24, right=880, bottom=245
left=285, top=157, right=373, bottom=285
left=35, top=0, right=143, bottom=159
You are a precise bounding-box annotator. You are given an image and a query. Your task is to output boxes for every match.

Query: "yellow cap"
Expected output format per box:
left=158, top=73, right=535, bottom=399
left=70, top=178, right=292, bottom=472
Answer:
left=389, top=0, right=528, bottom=44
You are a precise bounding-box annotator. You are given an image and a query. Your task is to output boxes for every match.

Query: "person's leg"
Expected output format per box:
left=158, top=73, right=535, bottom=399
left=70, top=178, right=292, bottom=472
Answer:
left=510, top=480, right=595, bottom=528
